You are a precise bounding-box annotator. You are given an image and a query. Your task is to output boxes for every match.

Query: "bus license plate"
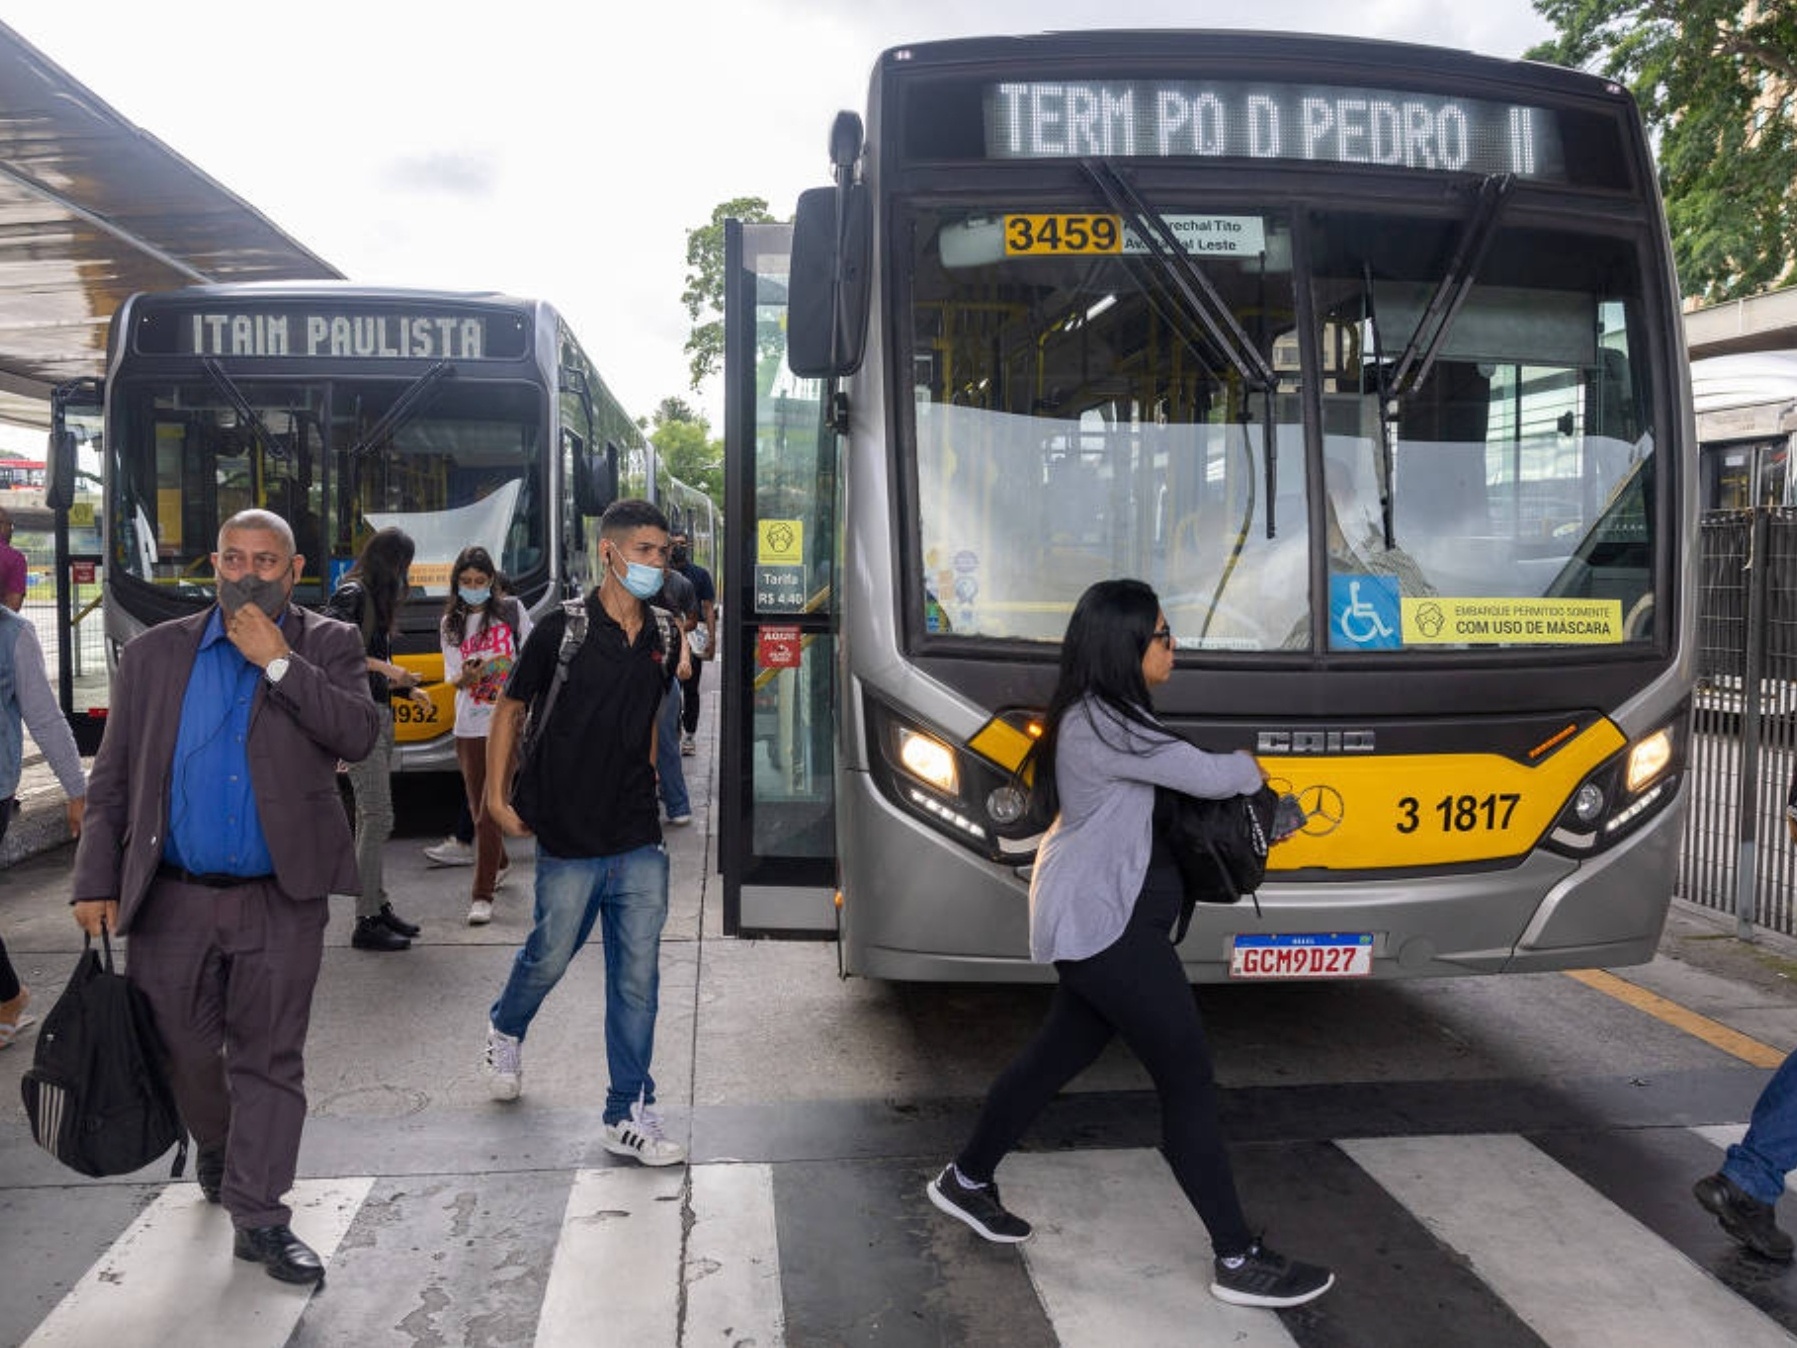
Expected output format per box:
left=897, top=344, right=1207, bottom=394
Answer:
left=1230, top=933, right=1373, bottom=979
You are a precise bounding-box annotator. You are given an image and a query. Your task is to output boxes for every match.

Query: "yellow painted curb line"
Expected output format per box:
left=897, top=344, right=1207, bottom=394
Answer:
left=1565, top=968, right=1788, bottom=1068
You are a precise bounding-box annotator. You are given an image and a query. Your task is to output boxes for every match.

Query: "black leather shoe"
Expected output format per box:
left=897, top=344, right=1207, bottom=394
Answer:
left=351, top=916, right=410, bottom=951
left=233, top=1223, right=325, bottom=1285
left=375, top=902, right=421, bottom=939
left=1694, top=1172, right=1795, bottom=1261
left=196, top=1141, right=226, bottom=1204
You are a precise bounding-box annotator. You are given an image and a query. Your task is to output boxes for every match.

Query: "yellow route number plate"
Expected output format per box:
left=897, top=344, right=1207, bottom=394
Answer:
left=1005, top=214, right=1122, bottom=255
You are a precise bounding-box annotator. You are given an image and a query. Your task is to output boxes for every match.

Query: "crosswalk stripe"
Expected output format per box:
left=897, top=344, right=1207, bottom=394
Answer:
left=534, top=1165, right=686, bottom=1347
left=23, top=1176, right=372, bottom=1348
left=1007, top=1149, right=1299, bottom=1347
left=1342, top=1134, right=1797, bottom=1347
left=685, top=1163, right=785, bottom=1345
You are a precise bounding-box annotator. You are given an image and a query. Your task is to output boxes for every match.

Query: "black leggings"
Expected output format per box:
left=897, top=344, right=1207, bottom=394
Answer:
left=955, top=866, right=1253, bottom=1256
left=680, top=660, right=703, bottom=735
left=0, top=803, right=16, bottom=1002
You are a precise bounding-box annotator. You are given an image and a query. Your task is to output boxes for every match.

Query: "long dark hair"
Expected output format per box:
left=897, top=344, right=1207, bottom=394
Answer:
left=342, top=527, right=414, bottom=638
left=440, top=545, right=513, bottom=644
left=1021, top=579, right=1171, bottom=818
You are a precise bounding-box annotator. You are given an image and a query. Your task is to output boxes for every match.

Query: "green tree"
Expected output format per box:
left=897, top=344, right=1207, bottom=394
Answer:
left=648, top=399, right=724, bottom=500
left=1528, top=1, right=1797, bottom=303
left=683, top=197, right=777, bottom=391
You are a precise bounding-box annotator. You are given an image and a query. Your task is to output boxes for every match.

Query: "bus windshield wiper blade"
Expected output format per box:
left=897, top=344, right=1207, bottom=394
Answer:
left=1079, top=159, right=1276, bottom=389
left=1363, top=262, right=1397, bottom=550
left=202, top=357, right=284, bottom=459
left=349, top=361, right=455, bottom=458
left=1385, top=173, right=1514, bottom=401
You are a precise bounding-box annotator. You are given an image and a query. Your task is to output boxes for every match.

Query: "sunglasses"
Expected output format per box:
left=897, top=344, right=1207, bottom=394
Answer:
left=1151, top=626, right=1175, bottom=648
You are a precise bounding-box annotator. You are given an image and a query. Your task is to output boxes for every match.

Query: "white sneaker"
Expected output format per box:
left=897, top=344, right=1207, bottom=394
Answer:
left=484, top=1024, right=522, bottom=1100
left=666, top=813, right=693, bottom=827
left=468, top=899, right=494, bottom=926
left=680, top=734, right=696, bottom=757
left=424, top=837, right=475, bottom=866
left=493, top=864, right=511, bottom=892
left=602, top=1097, right=686, bottom=1167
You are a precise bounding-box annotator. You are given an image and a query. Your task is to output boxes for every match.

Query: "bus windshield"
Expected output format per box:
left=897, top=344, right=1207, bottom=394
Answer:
left=110, top=377, right=545, bottom=605
left=908, top=195, right=1656, bottom=653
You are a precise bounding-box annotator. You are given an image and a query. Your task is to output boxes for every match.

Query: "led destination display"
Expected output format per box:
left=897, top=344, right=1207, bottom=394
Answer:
left=984, top=80, right=1563, bottom=180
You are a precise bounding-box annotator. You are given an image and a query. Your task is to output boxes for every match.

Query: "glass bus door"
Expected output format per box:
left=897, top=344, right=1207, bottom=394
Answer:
left=720, top=220, right=839, bottom=936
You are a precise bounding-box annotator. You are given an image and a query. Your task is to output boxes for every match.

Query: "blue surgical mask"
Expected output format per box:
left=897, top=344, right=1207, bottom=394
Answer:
left=459, top=586, right=491, bottom=606
left=607, top=550, right=663, bottom=601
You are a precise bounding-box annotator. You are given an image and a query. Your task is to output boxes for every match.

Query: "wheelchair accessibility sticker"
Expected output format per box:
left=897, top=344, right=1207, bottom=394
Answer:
left=1330, top=574, right=1402, bottom=649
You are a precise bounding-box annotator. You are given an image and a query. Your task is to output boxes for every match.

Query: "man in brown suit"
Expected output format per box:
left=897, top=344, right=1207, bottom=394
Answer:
left=72, top=508, right=380, bottom=1286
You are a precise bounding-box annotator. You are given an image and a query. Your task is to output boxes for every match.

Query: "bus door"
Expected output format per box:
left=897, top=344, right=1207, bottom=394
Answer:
left=720, top=220, right=839, bottom=937
left=48, top=379, right=107, bottom=753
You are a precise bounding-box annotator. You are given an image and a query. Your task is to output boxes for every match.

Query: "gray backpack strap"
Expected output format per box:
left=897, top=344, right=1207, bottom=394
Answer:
left=522, top=599, right=590, bottom=756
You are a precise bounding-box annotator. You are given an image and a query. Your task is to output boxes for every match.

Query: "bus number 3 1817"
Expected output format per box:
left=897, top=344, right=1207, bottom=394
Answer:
left=1396, top=793, right=1521, bottom=833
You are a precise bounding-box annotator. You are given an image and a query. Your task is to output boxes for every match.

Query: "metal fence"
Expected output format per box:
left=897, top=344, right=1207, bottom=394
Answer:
left=1678, top=508, right=1797, bottom=935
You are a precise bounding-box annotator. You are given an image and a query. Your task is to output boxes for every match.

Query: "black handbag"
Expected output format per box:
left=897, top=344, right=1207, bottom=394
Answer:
left=20, top=924, right=187, bottom=1179
left=1161, top=784, right=1280, bottom=935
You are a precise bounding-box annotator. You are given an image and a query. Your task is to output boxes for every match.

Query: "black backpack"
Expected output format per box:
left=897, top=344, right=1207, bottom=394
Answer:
left=20, top=925, right=188, bottom=1180
left=1161, top=784, right=1280, bottom=932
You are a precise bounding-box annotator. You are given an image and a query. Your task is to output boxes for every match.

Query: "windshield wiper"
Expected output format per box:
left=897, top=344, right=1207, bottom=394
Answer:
left=349, top=361, right=455, bottom=459
left=1079, top=159, right=1275, bottom=389
left=1385, top=173, right=1514, bottom=401
left=1080, top=159, right=1283, bottom=536
left=202, top=357, right=284, bottom=459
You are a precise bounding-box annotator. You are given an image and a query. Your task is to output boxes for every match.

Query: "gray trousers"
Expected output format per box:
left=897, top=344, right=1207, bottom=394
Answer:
left=125, top=875, right=326, bottom=1229
left=344, top=712, right=396, bottom=919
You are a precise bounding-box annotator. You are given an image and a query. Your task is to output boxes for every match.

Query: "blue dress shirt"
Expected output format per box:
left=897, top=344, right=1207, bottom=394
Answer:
left=164, top=608, right=279, bottom=877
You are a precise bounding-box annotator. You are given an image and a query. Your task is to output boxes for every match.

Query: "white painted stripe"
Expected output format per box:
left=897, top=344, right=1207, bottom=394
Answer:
left=684, top=1163, right=785, bottom=1346
left=1006, top=1149, right=1298, bottom=1347
left=534, top=1165, right=687, bottom=1348
left=1694, top=1122, right=1751, bottom=1150
left=1343, top=1134, right=1797, bottom=1348
left=25, top=1176, right=373, bottom=1348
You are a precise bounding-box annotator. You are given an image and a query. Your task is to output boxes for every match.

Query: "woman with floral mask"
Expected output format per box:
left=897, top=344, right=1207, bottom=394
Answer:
left=440, top=547, right=530, bottom=925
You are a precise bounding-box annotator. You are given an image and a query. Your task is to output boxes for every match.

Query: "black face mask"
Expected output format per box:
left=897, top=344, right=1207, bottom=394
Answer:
left=670, top=547, right=690, bottom=567
left=219, top=573, right=290, bottom=621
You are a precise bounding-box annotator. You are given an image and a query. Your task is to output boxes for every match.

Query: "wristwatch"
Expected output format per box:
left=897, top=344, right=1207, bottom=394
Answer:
left=265, top=654, right=292, bottom=685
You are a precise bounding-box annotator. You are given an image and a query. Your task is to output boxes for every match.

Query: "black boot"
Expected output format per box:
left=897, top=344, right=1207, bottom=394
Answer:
left=351, top=915, right=410, bottom=951
left=375, top=902, right=421, bottom=938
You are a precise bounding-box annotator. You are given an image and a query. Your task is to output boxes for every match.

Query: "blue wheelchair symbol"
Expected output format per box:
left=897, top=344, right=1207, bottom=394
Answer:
left=1329, top=574, right=1402, bottom=650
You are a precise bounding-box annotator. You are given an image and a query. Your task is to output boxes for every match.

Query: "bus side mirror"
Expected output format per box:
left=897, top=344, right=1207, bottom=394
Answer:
left=788, top=183, right=871, bottom=379
left=576, top=440, right=618, bottom=516
left=46, top=428, right=76, bottom=512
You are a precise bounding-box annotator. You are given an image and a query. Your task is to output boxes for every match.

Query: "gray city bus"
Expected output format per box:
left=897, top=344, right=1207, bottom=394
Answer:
left=723, top=31, right=1696, bottom=982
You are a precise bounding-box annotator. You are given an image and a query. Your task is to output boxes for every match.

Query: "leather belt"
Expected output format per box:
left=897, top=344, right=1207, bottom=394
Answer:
left=156, top=864, right=273, bottom=890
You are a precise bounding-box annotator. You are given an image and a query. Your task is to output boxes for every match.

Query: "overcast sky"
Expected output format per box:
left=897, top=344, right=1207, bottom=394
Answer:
left=10, top=2, right=1557, bottom=434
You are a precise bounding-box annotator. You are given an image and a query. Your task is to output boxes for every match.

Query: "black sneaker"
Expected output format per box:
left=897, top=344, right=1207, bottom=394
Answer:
left=926, top=1164, right=1032, bottom=1243
left=1211, top=1239, right=1335, bottom=1308
left=1694, top=1173, right=1795, bottom=1261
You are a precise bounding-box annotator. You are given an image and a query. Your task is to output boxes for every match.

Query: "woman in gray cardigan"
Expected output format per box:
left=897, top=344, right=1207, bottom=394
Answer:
left=925, top=578, right=1333, bottom=1311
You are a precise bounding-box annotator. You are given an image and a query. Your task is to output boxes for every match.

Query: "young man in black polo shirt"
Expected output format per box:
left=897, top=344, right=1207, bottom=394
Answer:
left=480, top=498, right=686, bottom=1165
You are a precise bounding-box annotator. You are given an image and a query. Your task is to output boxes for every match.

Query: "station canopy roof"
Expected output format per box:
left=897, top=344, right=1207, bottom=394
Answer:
left=0, top=21, right=341, bottom=430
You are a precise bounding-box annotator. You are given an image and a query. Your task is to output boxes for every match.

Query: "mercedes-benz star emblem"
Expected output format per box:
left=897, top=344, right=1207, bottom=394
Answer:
left=1296, top=783, right=1346, bottom=836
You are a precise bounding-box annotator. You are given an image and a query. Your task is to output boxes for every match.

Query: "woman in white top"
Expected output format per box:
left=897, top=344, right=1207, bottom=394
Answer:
left=925, top=578, right=1333, bottom=1310
left=440, top=547, right=531, bottom=925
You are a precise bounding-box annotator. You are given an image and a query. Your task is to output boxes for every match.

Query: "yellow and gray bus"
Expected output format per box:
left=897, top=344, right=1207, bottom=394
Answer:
left=721, top=31, right=1694, bottom=981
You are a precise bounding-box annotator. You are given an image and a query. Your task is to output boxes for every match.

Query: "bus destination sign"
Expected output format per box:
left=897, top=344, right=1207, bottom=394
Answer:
left=154, top=309, right=509, bottom=360
left=985, top=80, right=1563, bottom=180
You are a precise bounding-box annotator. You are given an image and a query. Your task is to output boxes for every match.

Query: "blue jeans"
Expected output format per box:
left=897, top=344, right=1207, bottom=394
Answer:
left=489, top=844, right=670, bottom=1124
left=657, top=682, right=690, bottom=819
left=1724, top=1049, right=1797, bottom=1204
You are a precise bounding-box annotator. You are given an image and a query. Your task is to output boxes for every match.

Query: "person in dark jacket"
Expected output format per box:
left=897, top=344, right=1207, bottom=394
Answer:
left=71, top=508, right=381, bottom=1285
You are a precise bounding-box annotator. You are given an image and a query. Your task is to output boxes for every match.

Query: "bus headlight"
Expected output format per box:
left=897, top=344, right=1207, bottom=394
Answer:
left=865, top=697, right=1048, bottom=860
left=1625, top=727, right=1673, bottom=793
left=897, top=728, right=958, bottom=794
left=1545, top=710, right=1687, bottom=856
